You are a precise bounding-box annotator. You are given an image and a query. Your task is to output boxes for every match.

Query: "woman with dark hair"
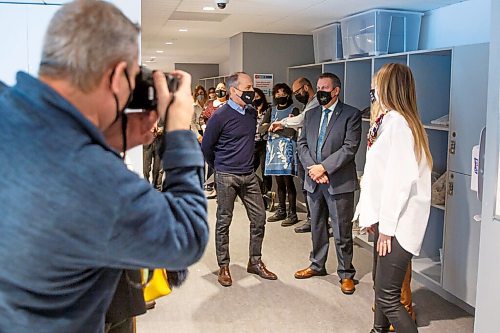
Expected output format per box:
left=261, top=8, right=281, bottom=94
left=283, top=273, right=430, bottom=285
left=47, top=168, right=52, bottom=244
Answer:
left=253, top=88, right=273, bottom=209
left=265, top=83, right=300, bottom=226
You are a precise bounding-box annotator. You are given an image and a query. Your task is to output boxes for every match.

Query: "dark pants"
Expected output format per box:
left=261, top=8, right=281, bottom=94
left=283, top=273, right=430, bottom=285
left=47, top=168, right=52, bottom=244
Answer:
left=275, top=175, right=297, bottom=213
left=143, top=137, right=163, bottom=188
left=373, top=225, right=417, bottom=333
left=307, top=185, right=355, bottom=279
left=104, top=318, right=133, bottom=333
left=253, top=140, right=272, bottom=194
left=297, top=160, right=310, bottom=219
left=215, top=171, right=266, bottom=267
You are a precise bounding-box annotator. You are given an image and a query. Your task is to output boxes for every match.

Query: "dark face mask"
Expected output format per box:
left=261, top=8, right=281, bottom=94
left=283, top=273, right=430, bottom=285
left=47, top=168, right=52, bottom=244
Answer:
left=295, top=91, right=309, bottom=105
left=111, top=68, right=133, bottom=158
left=216, top=89, right=226, bottom=98
left=253, top=98, right=263, bottom=107
left=316, top=90, right=334, bottom=106
left=237, top=88, right=255, bottom=105
left=370, top=89, right=376, bottom=104
left=275, top=96, right=288, bottom=106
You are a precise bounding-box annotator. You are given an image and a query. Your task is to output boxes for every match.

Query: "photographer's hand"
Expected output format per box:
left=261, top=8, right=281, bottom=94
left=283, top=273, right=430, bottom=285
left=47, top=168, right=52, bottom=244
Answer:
left=153, top=70, right=193, bottom=132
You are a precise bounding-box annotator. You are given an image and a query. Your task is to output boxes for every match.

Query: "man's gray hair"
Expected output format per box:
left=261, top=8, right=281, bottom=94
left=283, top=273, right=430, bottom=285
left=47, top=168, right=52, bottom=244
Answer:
left=225, top=72, right=248, bottom=90
left=39, top=0, right=140, bottom=92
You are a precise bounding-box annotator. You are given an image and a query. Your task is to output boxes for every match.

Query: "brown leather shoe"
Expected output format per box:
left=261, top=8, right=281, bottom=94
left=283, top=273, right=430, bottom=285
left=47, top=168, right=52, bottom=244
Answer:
left=340, top=278, right=356, bottom=294
left=247, top=260, right=277, bottom=280
left=218, top=266, right=232, bottom=287
left=294, top=267, right=327, bottom=279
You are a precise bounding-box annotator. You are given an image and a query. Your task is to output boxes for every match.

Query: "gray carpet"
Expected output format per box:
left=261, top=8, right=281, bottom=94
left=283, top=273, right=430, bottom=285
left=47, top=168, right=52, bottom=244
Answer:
left=137, top=199, right=473, bottom=332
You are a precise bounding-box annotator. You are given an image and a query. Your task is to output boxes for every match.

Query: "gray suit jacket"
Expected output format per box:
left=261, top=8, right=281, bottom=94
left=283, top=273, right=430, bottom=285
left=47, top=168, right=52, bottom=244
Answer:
left=298, top=101, right=362, bottom=195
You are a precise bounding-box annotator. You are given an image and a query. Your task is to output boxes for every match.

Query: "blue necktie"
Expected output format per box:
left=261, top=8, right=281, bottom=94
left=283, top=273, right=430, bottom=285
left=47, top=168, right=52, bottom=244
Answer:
left=316, top=108, right=331, bottom=162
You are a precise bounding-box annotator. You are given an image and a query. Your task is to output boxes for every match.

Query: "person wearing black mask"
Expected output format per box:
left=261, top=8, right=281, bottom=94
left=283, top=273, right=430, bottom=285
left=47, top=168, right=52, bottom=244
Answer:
left=263, top=83, right=300, bottom=227
left=202, top=72, right=278, bottom=287
left=269, top=77, right=319, bottom=233
left=295, top=73, right=361, bottom=296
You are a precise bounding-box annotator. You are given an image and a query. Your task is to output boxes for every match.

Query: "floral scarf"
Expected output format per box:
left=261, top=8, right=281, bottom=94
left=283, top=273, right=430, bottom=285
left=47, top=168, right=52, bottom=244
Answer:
left=367, top=112, right=386, bottom=149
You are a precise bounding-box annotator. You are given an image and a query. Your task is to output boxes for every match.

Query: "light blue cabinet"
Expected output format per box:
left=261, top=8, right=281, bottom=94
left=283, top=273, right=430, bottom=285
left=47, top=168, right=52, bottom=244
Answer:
left=442, top=172, right=482, bottom=306
left=448, top=43, right=489, bottom=176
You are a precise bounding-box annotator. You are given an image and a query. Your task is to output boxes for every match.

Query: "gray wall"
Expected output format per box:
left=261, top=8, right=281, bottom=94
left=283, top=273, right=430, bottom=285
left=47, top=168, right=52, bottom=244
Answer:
left=229, top=33, right=243, bottom=73
left=174, top=63, right=219, bottom=89
left=242, top=32, right=314, bottom=85
left=474, top=0, right=500, bottom=331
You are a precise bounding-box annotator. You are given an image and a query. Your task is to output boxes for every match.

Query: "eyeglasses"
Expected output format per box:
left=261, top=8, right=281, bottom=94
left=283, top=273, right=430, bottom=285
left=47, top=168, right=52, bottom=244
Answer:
left=293, top=85, right=305, bottom=96
left=369, top=89, right=376, bottom=104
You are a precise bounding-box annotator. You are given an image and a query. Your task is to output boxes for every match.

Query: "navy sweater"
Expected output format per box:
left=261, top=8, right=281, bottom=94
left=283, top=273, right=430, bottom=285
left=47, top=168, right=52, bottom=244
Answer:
left=201, top=102, right=257, bottom=174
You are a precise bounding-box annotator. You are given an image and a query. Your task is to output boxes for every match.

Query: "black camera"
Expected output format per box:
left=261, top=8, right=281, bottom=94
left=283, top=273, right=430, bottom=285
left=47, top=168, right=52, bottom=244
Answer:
left=127, top=66, right=179, bottom=110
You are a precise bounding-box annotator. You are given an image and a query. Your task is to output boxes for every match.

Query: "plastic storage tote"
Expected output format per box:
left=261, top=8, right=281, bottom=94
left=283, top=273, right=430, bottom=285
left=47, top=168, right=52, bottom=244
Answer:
left=313, top=23, right=343, bottom=63
left=340, top=9, right=423, bottom=58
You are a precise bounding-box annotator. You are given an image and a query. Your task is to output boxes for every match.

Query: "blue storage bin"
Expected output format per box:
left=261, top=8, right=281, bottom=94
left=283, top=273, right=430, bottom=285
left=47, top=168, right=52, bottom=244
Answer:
left=340, top=9, right=423, bottom=58
left=313, top=23, right=343, bottom=63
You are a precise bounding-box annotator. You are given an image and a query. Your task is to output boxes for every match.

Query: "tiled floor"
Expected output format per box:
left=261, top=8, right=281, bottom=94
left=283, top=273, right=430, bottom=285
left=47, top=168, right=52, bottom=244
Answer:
left=137, top=199, right=474, bottom=332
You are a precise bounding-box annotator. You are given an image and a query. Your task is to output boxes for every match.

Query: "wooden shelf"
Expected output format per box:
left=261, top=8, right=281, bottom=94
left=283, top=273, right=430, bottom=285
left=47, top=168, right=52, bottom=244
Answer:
left=424, top=123, right=449, bottom=131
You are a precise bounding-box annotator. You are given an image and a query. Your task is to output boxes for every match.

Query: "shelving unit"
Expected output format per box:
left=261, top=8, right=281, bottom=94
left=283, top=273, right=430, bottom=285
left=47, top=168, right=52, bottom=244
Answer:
left=288, top=43, right=488, bottom=313
left=198, top=75, right=230, bottom=89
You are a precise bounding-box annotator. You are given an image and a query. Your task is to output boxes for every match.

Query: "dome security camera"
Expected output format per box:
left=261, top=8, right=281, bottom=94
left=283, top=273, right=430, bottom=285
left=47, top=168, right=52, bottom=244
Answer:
left=216, top=0, right=229, bottom=9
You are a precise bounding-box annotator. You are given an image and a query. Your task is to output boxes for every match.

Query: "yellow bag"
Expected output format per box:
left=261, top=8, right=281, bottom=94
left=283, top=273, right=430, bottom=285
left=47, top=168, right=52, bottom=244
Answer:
left=143, top=269, right=171, bottom=302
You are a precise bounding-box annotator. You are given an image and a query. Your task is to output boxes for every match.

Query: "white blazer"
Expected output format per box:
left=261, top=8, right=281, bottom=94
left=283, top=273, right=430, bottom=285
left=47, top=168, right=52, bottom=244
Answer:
left=354, top=111, right=431, bottom=256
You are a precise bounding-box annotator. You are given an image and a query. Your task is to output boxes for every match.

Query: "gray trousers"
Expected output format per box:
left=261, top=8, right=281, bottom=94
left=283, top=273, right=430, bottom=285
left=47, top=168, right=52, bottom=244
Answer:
left=307, top=185, right=355, bottom=279
left=215, top=171, right=266, bottom=267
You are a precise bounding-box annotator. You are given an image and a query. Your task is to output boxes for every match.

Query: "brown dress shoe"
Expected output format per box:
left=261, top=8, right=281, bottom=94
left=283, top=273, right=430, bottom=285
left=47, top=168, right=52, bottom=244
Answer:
left=247, top=260, right=278, bottom=280
left=218, top=266, right=232, bottom=287
left=294, top=267, right=327, bottom=279
left=340, top=278, right=356, bottom=294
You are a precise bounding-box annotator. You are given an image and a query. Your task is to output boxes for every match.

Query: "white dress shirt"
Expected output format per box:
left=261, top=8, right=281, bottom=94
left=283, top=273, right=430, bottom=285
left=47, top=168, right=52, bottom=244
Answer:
left=354, top=111, right=431, bottom=256
left=318, top=99, right=338, bottom=136
left=280, top=95, right=319, bottom=130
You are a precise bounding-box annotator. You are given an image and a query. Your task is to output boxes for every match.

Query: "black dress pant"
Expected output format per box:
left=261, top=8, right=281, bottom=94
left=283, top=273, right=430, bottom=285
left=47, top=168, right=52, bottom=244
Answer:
left=373, top=225, right=417, bottom=333
left=307, top=185, right=355, bottom=279
left=253, top=140, right=272, bottom=194
left=215, top=171, right=266, bottom=267
left=297, top=160, right=310, bottom=219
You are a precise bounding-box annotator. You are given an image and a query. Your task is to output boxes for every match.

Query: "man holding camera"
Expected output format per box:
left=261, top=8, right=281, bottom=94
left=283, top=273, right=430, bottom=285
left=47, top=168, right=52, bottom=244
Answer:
left=201, top=72, right=277, bottom=287
left=0, top=1, right=208, bottom=332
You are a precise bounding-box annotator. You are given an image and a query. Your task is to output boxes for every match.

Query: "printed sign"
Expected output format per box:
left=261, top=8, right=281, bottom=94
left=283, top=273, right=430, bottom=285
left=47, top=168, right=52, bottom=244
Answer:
left=253, top=74, right=273, bottom=100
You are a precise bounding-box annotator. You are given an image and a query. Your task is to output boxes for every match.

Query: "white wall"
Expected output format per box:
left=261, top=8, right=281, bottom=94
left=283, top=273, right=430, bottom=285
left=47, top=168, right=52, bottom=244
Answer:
left=474, top=0, right=500, bottom=331
left=219, top=58, right=231, bottom=76
left=420, top=0, right=491, bottom=49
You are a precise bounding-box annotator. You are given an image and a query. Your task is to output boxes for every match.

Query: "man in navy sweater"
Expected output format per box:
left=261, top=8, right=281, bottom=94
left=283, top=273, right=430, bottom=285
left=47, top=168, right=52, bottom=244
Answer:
left=202, top=72, right=278, bottom=287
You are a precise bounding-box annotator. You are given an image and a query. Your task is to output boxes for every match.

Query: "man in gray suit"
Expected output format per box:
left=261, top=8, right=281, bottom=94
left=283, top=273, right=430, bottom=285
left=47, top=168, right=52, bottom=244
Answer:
left=294, top=73, right=361, bottom=295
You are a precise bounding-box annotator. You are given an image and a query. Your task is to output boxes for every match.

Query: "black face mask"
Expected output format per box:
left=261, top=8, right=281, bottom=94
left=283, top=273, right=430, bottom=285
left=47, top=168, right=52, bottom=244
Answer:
left=370, top=89, right=376, bottom=104
left=295, top=92, right=309, bottom=105
left=111, top=68, right=133, bottom=158
left=237, top=88, right=255, bottom=105
left=275, top=96, right=288, bottom=106
left=216, top=89, right=226, bottom=98
left=253, top=98, right=263, bottom=107
left=316, top=90, right=334, bottom=106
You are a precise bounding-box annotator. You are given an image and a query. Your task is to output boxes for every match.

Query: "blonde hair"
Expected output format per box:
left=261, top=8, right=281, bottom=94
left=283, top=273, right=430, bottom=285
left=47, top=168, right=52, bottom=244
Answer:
left=372, top=63, right=433, bottom=169
left=39, top=0, right=140, bottom=92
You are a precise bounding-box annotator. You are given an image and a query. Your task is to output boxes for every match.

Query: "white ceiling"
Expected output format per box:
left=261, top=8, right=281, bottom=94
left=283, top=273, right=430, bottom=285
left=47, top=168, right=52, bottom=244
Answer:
left=142, top=0, right=467, bottom=71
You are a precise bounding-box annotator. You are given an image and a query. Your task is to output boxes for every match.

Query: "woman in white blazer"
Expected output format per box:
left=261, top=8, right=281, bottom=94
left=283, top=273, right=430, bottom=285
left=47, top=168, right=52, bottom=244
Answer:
left=354, top=63, right=432, bottom=333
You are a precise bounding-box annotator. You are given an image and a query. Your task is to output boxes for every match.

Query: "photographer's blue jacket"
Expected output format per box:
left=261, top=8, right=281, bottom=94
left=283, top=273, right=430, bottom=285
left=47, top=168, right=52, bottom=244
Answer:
left=0, top=72, right=209, bottom=333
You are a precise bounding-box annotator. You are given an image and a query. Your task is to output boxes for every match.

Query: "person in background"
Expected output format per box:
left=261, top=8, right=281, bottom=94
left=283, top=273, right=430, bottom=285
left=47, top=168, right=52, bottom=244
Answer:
left=265, top=83, right=300, bottom=227
left=207, top=86, right=216, bottom=102
left=295, top=73, right=361, bottom=296
left=202, top=81, right=228, bottom=198
left=269, top=77, right=318, bottom=233
left=143, top=122, right=164, bottom=190
left=354, top=63, right=431, bottom=333
left=253, top=87, right=273, bottom=210
left=192, top=85, right=207, bottom=143
left=0, top=1, right=209, bottom=331
left=201, top=72, right=278, bottom=287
